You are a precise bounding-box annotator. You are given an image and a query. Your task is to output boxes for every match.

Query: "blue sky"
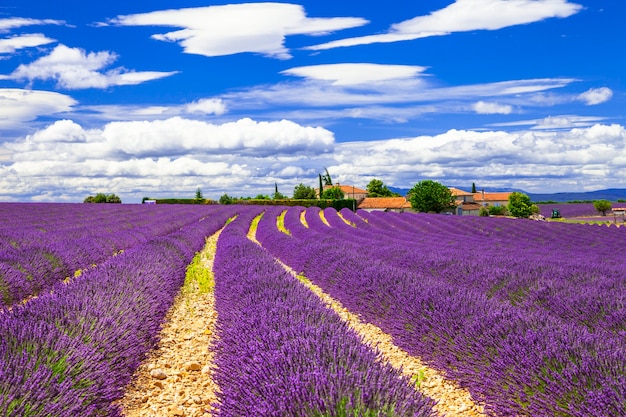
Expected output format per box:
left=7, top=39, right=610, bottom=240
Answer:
left=1, top=0, right=624, bottom=202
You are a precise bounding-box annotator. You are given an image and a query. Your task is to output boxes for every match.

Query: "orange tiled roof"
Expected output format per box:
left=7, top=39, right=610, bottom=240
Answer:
left=319, top=184, right=368, bottom=195
left=336, top=185, right=368, bottom=194
left=459, top=202, right=482, bottom=210
left=473, top=192, right=512, bottom=202
left=358, top=197, right=411, bottom=209
left=449, top=187, right=474, bottom=197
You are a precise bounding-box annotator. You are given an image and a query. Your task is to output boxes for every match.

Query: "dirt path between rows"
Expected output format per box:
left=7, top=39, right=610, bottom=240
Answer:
left=119, top=215, right=486, bottom=417
left=252, top=211, right=487, bottom=417
left=117, top=231, right=221, bottom=417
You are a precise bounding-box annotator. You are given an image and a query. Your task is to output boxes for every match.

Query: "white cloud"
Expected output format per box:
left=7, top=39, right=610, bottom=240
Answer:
left=307, top=0, right=582, bottom=50
left=326, top=124, right=626, bottom=193
left=224, top=75, right=575, bottom=109
left=0, top=88, right=76, bottom=128
left=29, top=119, right=87, bottom=143
left=490, top=115, right=607, bottom=130
left=0, top=17, right=64, bottom=32
left=281, top=63, right=428, bottom=86
left=473, top=101, right=513, bottom=114
left=3, top=120, right=626, bottom=201
left=0, top=34, right=56, bottom=53
left=185, top=98, right=227, bottom=115
left=109, top=3, right=367, bottom=59
left=5, top=117, right=334, bottom=161
left=577, top=87, right=613, bottom=105
left=6, top=44, right=177, bottom=89
left=0, top=116, right=336, bottom=200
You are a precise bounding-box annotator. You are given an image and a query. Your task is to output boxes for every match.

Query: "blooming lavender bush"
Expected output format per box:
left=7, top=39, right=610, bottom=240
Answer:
left=256, top=207, right=626, bottom=417
left=0, top=205, right=239, bottom=416
left=212, top=212, right=438, bottom=417
left=537, top=202, right=626, bottom=218
left=0, top=203, right=229, bottom=308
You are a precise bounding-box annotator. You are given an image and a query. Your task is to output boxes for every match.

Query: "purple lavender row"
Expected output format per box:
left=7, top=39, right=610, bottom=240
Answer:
left=0, top=205, right=239, bottom=417
left=338, top=210, right=626, bottom=334
left=320, top=213, right=626, bottom=324
left=316, top=209, right=626, bottom=338
left=314, top=209, right=626, bottom=338
left=212, top=212, right=438, bottom=417
left=0, top=204, right=225, bottom=308
left=257, top=207, right=626, bottom=416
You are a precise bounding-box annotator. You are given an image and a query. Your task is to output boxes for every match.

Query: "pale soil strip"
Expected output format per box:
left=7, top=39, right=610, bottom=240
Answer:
left=336, top=211, right=357, bottom=227
left=318, top=209, right=331, bottom=226
left=300, top=209, right=309, bottom=228
left=118, top=230, right=222, bottom=417
left=252, top=213, right=486, bottom=417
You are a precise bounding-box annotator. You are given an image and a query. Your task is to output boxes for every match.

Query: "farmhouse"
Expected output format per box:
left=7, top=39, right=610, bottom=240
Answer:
left=473, top=190, right=512, bottom=207
left=357, top=197, right=412, bottom=212
left=449, top=187, right=482, bottom=216
left=612, top=207, right=626, bottom=222
left=317, top=184, right=368, bottom=200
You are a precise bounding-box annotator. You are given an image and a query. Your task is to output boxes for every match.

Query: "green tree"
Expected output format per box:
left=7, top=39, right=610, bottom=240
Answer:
left=488, top=205, right=508, bottom=216
left=321, top=168, right=333, bottom=186
left=219, top=193, right=234, bottom=205
left=507, top=192, right=534, bottom=218
left=94, top=193, right=107, bottom=203
left=105, top=194, right=122, bottom=203
left=408, top=180, right=455, bottom=213
left=593, top=200, right=612, bottom=216
left=195, top=187, right=204, bottom=200
left=471, top=182, right=477, bottom=193
left=84, top=193, right=121, bottom=203
left=366, top=179, right=397, bottom=197
left=272, top=183, right=287, bottom=199
left=321, top=186, right=344, bottom=200
left=293, top=183, right=317, bottom=199
left=318, top=174, right=324, bottom=199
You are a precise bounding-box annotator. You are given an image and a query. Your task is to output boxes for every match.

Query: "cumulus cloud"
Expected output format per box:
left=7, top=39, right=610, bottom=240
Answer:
left=326, top=124, right=626, bottom=192
left=0, top=34, right=56, bottom=53
left=0, top=88, right=76, bottom=129
left=184, top=98, right=227, bottom=115
left=108, top=3, right=367, bottom=59
left=3, top=120, right=626, bottom=201
left=5, top=116, right=334, bottom=161
left=5, top=44, right=178, bottom=89
left=577, top=87, right=613, bottom=105
left=473, top=101, right=513, bottom=114
left=307, top=0, right=582, bottom=50
left=0, top=116, right=336, bottom=200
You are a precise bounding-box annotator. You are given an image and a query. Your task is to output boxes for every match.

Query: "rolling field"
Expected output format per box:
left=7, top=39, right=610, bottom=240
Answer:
left=1, top=203, right=624, bottom=416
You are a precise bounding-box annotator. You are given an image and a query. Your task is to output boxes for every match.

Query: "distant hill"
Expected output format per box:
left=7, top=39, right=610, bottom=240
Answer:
left=528, top=188, right=626, bottom=203
left=388, top=186, right=626, bottom=203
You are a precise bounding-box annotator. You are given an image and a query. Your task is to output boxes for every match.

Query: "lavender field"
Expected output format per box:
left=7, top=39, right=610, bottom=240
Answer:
left=537, top=202, right=626, bottom=219
left=1, top=203, right=625, bottom=416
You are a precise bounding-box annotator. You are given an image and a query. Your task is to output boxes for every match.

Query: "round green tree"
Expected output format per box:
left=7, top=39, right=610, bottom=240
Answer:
left=366, top=179, right=396, bottom=197
left=408, top=180, right=455, bottom=213
left=593, top=200, right=612, bottom=216
left=507, top=192, right=534, bottom=218
left=293, top=183, right=317, bottom=199
left=321, top=186, right=344, bottom=200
